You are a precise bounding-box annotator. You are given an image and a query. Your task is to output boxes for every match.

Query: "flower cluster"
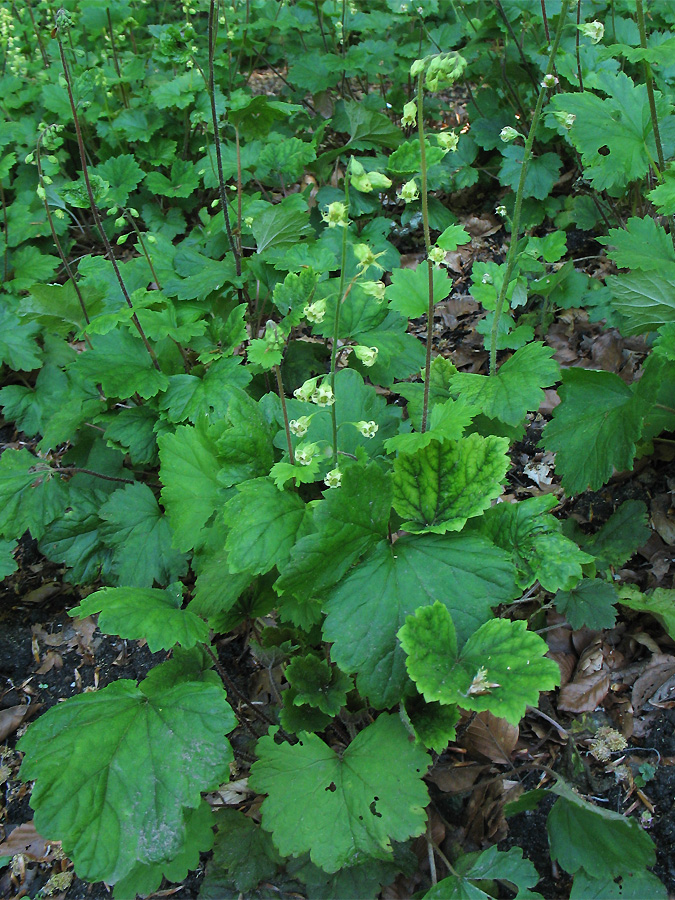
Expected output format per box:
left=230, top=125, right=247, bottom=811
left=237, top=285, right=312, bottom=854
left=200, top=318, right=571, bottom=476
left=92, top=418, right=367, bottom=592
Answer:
left=0, top=8, right=28, bottom=77
left=294, top=378, right=335, bottom=406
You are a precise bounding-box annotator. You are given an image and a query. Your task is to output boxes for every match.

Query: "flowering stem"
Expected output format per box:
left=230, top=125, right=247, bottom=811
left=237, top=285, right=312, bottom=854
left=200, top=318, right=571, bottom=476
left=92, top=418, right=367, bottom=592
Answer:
left=489, top=0, right=570, bottom=376
left=35, top=132, right=92, bottom=338
left=635, top=0, right=675, bottom=251
left=330, top=172, right=351, bottom=467
left=417, top=73, right=434, bottom=434
left=208, top=0, right=240, bottom=275
left=56, top=29, right=160, bottom=372
left=275, top=364, right=295, bottom=466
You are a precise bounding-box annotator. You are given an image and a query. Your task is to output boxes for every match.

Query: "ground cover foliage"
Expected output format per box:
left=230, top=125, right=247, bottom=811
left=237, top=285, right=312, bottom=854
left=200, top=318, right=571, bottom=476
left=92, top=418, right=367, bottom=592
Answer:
left=2, top=0, right=675, bottom=896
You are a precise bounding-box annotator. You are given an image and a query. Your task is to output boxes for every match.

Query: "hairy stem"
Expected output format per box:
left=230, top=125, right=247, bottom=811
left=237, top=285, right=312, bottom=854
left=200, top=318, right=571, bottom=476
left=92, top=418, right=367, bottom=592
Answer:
left=635, top=0, right=675, bottom=249
left=489, top=0, right=570, bottom=375
left=208, top=0, right=241, bottom=274
left=417, top=73, right=434, bottom=434
left=35, top=133, right=92, bottom=337
left=330, top=174, right=351, bottom=467
left=275, top=364, right=295, bottom=465
left=55, top=30, right=160, bottom=370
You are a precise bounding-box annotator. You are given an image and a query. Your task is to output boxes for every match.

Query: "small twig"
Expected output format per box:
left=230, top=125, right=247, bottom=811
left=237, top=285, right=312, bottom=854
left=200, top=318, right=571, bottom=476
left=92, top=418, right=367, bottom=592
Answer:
left=426, top=819, right=438, bottom=885
left=52, top=466, right=135, bottom=484
left=206, top=646, right=295, bottom=743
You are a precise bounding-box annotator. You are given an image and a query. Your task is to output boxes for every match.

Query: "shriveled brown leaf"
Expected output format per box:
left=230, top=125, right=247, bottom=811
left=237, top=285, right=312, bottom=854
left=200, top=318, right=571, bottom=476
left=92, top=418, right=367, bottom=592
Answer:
left=22, top=583, right=61, bottom=605
left=632, top=654, right=675, bottom=712
left=0, top=703, right=40, bottom=741
left=464, top=779, right=507, bottom=845
left=36, top=650, right=63, bottom=674
left=651, top=495, right=675, bottom=546
left=558, top=670, right=611, bottom=713
left=0, top=822, right=60, bottom=861
left=590, top=330, right=624, bottom=372
left=461, top=213, right=501, bottom=237
left=548, top=651, right=576, bottom=687
left=428, top=761, right=488, bottom=794
left=458, top=711, right=518, bottom=764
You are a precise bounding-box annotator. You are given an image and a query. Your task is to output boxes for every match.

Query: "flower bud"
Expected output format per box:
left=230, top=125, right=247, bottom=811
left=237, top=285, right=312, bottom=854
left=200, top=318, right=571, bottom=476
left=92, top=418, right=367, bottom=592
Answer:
left=424, top=52, right=467, bottom=92
left=410, top=57, right=427, bottom=78
left=353, top=345, right=378, bottom=367
left=500, top=126, right=519, bottom=143
left=495, top=204, right=507, bottom=217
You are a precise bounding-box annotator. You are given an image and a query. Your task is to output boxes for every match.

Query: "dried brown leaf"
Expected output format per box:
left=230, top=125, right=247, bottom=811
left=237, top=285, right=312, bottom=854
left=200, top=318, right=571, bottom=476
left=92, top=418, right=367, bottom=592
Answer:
left=558, top=670, right=611, bottom=713
left=632, top=654, right=675, bottom=712
left=0, top=822, right=60, bottom=861
left=0, top=704, right=40, bottom=742
left=458, top=711, right=518, bottom=764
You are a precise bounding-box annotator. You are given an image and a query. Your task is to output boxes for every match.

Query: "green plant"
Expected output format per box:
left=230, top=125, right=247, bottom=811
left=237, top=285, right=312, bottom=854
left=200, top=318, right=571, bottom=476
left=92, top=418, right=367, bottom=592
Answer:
left=1, top=1, right=673, bottom=897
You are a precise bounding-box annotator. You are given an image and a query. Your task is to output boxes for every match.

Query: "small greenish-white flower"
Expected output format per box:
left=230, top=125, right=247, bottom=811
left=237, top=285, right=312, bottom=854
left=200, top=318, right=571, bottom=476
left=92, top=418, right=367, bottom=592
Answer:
left=552, top=110, right=576, bottom=130
left=402, top=100, right=417, bottom=127
left=481, top=272, right=493, bottom=284
left=312, top=382, right=335, bottom=406
left=294, top=377, right=319, bottom=402
left=500, top=126, right=519, bottom=143
left=579, top=20, right=604, bottom=43
left=54, top=209, right=65, bottom=220
left=325, top=467, right=342, bottom=488
left=289, top=416, right=312, bottom=437
left=353, top=345, right=379, bottom=367
left=353, top=244, right=386, bottom=272
left=361, top=281, right=386, bottom=302
left=356, top=420, right=378, bottom=438
left=304, top=298, right=327, bottom=324
left=321, top=201, right=349, bottom=228
left=541, top=74, right=558, bottom=89
left=437, top=131, right=459, bottom=152
left=429, top=246, right=445, bottom=266
left=295, top=442, right=319, bottom=466
left=495, top=204, right=507, bottom=217
left=399, top=179, right=419, bottom=203
left=244, top=216, right=254, bottom=227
